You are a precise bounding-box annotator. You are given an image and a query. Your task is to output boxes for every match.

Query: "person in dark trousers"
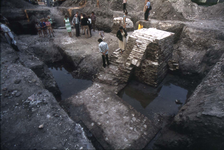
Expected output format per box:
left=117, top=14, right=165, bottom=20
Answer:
left=123, top=0, right=127, bottom=12
left=144, top=0, right=151, bottom=21
left=72, top=14, right=80, bottom=37
left=91, top=12, right=96, bottom=32
left=98, top=38, right=110, bottom=68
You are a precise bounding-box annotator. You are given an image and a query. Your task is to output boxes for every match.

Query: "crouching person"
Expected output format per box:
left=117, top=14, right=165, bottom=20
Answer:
left=0, top=22, right=19, bottom=51
left=98, top=38, right=110, bottom=68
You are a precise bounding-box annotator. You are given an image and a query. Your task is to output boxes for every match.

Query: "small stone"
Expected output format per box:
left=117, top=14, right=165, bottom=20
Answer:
left=132, top=117, right=136, bottom=121
left=54, top=114, right=59, bottom=117
left=52, top=147, right=57, bottom=150
left=38, top=124, right=44, bottom=129
left=15, top=103, right=19, bottom=106
left=15, top=91, right=22, bottom=97
left=11, top=90, right=18, bottom=95
left=91, top=123, right=94, bottom=126
left=14, top=79, right=21, bottom=84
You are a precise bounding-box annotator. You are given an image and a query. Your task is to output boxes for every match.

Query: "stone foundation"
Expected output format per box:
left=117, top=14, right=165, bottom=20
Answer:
left=130, top=28, right=174, bottom=87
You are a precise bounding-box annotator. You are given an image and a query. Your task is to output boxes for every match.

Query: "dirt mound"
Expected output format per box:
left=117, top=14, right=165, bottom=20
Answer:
left=197, top=2, right=224, bottom=20
left=60, top=0, right=83, bottom=7
left=1, top=0, right=35, bottom=9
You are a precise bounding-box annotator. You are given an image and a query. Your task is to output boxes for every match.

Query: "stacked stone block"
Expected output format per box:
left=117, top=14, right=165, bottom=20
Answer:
left=96, top=28, right=174, bottom=88
left=133, top=28, right=174, bottom=87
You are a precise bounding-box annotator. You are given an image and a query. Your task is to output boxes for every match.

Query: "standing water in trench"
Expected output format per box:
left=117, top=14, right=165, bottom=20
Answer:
left=48, top=62, right=93, bottom=100
left=118, top=74, right=199, bottom=120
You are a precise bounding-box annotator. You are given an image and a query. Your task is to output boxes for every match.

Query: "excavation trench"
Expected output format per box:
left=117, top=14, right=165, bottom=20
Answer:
left=47, top=57, right=200, bottom=149
left=43, top=28, right=203, bottom=149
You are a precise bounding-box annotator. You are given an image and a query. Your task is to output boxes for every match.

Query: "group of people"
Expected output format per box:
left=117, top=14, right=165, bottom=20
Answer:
left=123, top=0, right=152, bottom=21
left=64, top=11, right=96, bottom=38
left=98, top=26, right=127, bottom=68
left=35, top=16, right=54, bottom=38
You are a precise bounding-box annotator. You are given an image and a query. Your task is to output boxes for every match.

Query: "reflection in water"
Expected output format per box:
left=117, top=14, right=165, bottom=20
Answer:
left=118, top=74, right=198, bottom=119
left=48, top=62, right=92, bottom=100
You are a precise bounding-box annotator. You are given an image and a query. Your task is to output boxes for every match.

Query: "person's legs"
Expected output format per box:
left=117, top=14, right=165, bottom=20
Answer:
left=145, top=8, right=149, bottom=20
left=89, top=24, right=92, bottom=36
left=106, top=54, right=110, bottom=66
left=83, top=26, right=87, bottom=37
left=50, top=27, right=54, bottom=37
left=39, top=29, right=42, bottom=37
left=92, top=20, right=95, bottom=31
left=123, top=3, right=126, bottom=12
left=144, top=12, right=147, bottom=20
left=87, top=26, right=90, bottom=37
left=48, top=28, right=51, bottom=37
left=102, top=55, right=106, bottom=68
left=77, top=24, right=80, bottom=36
left=69, top=32, right=72, bottom=37
left=75, top=24, right=78, bottom=37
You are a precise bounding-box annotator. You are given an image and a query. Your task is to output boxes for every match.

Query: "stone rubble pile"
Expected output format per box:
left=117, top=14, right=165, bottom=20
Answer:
left=111, top=17, right=134, bottom=33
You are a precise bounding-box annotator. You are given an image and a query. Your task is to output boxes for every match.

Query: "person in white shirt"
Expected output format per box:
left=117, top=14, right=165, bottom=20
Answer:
left=72, top=13, right=80, bottom=37
left=98, top=38, right=110, bottom=68
left=0, top=22, right=19, bottom=51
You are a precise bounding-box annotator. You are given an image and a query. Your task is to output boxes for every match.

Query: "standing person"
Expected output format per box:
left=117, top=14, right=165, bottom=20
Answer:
left=35, top=22, right=42, bottom=37
left=40, top=19, right=47, bottom=37
left=91, top=12, right=96, bottom=32
left=96, top=0, right=99, bottom=8
left=64, top=15, right=72, bottom=37
left=123, top=11, right=128, bottom=29
left=0, top=23, right=19, bottom=51
left=98, top=38, right=110, bottom=68
left=72, top=14, right=80, bottom=37
left=88, top=16, right=92, bottom=37
left=47, top=16, right=54, bottom=33
left=116, top=26, right=127, bottom=54
left=81, top=14, right=90, bottom=38
left=80, top=13, right=84, bottom=35
left=144, top=0, right=151, bottom=21
left=123, top=0, right=127, bottom=12
left=45, top=18, right=54, bottom=37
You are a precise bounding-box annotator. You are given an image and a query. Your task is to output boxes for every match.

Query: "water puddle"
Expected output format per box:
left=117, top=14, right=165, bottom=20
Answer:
left=48, top=62, right=92, bottom=100
left=118, top=74, right=199, bottom=120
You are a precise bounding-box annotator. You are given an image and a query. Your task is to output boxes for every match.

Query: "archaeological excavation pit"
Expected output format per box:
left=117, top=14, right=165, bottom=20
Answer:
left=2, top=0, right=224, bottom=149
left=44, top=28, right=201, bottom=149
